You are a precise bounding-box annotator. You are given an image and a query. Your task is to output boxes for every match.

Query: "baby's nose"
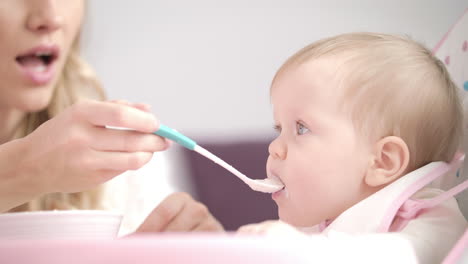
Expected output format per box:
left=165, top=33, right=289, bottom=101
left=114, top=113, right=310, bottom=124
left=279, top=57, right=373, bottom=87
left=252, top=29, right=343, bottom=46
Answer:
left=268, top=137, right=287, bottom=160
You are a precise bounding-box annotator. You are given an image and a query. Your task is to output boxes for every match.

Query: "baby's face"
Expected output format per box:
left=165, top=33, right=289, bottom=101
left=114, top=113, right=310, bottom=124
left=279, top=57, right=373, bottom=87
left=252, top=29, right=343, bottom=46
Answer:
left=267, top=58, right=373, bottom=227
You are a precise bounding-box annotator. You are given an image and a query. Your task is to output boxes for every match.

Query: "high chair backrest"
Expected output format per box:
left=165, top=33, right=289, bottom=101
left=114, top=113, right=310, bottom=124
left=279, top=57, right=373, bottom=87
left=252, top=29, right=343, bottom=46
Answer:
left=432, top=8, right=468, bottom=220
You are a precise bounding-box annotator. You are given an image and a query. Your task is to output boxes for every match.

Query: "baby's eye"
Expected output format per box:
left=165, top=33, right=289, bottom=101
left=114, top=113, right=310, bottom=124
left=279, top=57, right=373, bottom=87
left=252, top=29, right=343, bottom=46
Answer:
left=296, top=122, right=309, bottom=135
left=273, top=124, right=282, bottom=133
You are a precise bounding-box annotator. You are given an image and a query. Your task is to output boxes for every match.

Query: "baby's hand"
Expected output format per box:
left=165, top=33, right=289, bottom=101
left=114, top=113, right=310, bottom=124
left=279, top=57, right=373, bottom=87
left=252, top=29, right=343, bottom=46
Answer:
left=237, top=220, right=306, bottom=237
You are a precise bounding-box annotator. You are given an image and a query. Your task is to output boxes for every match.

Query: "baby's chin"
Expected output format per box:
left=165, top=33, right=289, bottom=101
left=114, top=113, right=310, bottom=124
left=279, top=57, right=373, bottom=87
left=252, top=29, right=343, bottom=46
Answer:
left=278, top=212, right=324, bottom=228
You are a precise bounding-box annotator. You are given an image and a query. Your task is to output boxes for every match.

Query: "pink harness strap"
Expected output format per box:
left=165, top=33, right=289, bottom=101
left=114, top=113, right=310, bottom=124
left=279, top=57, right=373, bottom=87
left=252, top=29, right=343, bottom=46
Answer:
left=318, top=219, right=332, bottom=232
left=397, top=180, right=468, bottom=220
left=390, top=179, right=468, bottom=232
left=379, top=152, right=466, bottom=232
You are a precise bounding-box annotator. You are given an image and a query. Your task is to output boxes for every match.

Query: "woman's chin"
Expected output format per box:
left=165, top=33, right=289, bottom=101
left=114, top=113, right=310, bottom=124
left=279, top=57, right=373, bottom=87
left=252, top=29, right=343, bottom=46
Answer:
left=27, top=89, right=56, bottom=111
left=18, top=97, right=52, bottom=113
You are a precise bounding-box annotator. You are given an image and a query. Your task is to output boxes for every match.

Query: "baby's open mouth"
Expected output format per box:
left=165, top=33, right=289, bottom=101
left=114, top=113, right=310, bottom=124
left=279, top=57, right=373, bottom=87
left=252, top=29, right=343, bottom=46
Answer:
left=268, top=172, right=285, bottom=192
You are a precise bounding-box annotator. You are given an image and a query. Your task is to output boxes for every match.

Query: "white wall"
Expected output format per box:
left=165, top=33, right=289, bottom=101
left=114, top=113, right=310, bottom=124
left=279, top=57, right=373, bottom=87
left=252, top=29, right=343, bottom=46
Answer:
left=82, top=0, right=467, bottom=141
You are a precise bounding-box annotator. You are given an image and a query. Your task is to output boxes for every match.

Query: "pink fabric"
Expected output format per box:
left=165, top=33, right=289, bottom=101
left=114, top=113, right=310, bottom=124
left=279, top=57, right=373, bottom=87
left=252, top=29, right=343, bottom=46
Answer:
left=0, top=234, right=329, bottom=264
left=378, top=153, right=464, bottom=232
left=442, top=228, right=468, bottom=264
left=389, top=178, right=468, bottom=232
left=396, top=180, right=468, bottom=220
left=388, top=199, right=422, bottom=232
left=318, top=219, right=332, bottom=232
left=388, top=213, right=411, bottom=232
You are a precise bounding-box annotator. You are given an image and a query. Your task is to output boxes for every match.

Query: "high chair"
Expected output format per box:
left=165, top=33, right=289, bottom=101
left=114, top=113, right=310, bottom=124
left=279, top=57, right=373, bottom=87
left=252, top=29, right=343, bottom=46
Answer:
left=432, top=8, right=468, bottom=264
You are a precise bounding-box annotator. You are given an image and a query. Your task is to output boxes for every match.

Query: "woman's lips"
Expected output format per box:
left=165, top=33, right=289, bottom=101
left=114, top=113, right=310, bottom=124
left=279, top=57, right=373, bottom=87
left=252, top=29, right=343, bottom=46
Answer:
left=15, top=45, right=60, bottom=85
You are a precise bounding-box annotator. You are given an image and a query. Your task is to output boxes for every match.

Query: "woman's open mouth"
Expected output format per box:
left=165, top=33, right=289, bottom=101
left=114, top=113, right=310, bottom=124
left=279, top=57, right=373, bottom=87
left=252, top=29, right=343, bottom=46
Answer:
left=15, top=45, right=60, bottom=85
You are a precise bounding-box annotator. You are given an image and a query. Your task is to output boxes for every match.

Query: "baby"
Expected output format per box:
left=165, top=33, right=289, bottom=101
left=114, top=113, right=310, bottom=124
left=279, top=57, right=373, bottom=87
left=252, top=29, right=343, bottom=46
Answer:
left=238, top=33, right=467, bottom=263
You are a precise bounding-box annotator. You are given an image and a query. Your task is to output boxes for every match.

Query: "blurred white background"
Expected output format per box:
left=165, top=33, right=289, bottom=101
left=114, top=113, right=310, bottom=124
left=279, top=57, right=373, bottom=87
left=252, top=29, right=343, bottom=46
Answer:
left=82, top=0, right=467, bottom=141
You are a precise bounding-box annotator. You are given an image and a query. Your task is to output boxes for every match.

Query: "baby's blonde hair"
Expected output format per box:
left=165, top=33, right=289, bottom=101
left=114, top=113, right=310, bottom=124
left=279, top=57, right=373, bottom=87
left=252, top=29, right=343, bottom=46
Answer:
left=10, top=38, right=106, bottom=212
left=273, top=32, right=463, bottom=170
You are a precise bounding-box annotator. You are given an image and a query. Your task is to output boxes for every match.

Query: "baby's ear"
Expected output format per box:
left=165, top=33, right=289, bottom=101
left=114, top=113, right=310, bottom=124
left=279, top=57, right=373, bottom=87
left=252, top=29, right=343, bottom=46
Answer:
left=365, top=136, right=410, bottom=187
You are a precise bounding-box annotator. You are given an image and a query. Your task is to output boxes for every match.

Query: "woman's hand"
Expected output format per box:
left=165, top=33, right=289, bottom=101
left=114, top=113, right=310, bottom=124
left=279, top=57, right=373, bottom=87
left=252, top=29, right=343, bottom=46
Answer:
left=18, top=99, right=169, bottom=195
left=137, top=192, right=224, bottom=232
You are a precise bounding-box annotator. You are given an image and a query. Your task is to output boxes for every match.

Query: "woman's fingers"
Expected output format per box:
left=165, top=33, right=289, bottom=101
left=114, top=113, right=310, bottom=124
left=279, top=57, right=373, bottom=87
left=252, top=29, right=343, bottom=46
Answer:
left=132, top=103, right=152, bottom=112
left=21, top=99, right=169, bottom=195
left=137, top=193, right=188, bottom=232
left=192, top=215, right=224, bottom=232
left=90, top=126, right=169, bottom=152
left=163, top=200, right=209, bottom=232
left=108, top=100, right=152, bottom=112
left=86, top=151, right=154, bottom=171
left=74, top=100, right=159, bottom=133
left=92, top=169, right=126, bottom=185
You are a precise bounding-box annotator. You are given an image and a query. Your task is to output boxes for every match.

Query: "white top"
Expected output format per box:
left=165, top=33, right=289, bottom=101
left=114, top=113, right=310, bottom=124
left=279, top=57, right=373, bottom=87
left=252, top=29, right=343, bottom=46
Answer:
left=101, top=150, right=195, bottom=235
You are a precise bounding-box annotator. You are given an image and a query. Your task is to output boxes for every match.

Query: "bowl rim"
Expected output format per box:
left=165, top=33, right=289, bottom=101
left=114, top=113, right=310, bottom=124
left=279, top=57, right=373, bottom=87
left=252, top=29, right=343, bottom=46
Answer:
left=0, top=210, right=123, bottom=218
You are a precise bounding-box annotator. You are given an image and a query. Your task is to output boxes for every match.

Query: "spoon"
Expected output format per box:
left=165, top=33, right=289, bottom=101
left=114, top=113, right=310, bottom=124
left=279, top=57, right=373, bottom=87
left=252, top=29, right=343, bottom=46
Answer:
left=154, top=124, right=284, bottom=193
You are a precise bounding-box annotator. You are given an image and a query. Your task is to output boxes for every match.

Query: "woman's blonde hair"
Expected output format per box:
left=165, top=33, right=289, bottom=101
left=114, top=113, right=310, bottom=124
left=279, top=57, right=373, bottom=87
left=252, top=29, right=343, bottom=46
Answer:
left=273, top=32, right=463, bottom=170
left=10, top=37, right=106, bottom=212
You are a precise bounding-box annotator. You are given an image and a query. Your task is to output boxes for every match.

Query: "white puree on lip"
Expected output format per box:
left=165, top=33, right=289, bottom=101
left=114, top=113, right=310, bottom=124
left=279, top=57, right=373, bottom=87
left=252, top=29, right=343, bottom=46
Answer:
left=194, top=145, right=284, bottom=193
left=248, top=178, right=284, bottom=193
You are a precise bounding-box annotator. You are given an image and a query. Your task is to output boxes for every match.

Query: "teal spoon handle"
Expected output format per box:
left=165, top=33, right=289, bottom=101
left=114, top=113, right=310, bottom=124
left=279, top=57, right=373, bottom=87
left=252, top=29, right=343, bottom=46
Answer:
left=153, top=124, right=197, bottom=150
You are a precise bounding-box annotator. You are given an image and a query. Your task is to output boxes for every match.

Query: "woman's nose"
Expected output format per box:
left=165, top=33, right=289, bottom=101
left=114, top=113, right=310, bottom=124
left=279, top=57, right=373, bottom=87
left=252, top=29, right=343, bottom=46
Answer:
left=26, top=0, right=63, bottom=34
left=268, top=136, right=287, bottom=160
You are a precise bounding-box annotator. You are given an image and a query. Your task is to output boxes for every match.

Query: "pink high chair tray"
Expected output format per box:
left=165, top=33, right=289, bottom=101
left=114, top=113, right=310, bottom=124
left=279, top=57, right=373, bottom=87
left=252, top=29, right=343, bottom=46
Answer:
left=0, top=234, right=316, bottom=264
left=0, top=233, right=419, bottom=264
